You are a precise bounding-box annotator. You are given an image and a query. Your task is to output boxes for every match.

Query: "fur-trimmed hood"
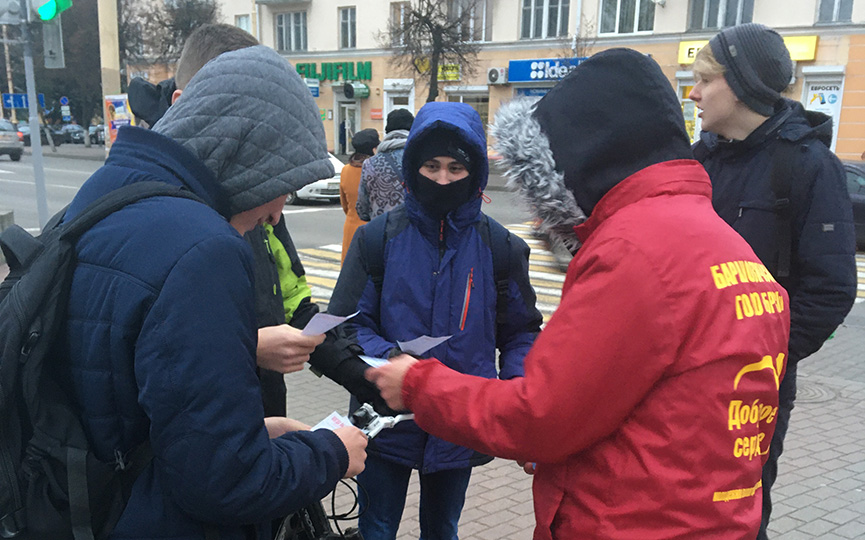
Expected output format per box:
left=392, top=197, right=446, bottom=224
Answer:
left=492, top=48, right=693, bottom=250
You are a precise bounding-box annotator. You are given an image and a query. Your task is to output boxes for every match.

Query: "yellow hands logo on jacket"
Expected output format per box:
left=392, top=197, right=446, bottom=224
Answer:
left=734, top=353, right=785, bottom=391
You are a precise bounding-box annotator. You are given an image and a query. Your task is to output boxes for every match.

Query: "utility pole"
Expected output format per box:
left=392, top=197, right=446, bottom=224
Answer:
left=17, top=0, right=49, bottom=228
left=2, top=24, right=15, bottom=124
left=97, top=0, right=119, bottom=95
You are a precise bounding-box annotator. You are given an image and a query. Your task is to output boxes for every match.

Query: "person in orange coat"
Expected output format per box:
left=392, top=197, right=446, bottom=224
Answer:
left=340, top=128, right=379, bottom=262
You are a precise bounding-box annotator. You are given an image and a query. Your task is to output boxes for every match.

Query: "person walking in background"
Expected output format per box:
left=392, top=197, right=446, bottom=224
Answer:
left=340, top=128, right=379, bottom=262
left=329, top=101, right=542, bottom=540
left=689, top=24, right=857, bottom=539
left=366, top=49, right=791, bottom=540
left=356, top=109, right=414, bottom=221
left=339, top=120, right=347, bottom=154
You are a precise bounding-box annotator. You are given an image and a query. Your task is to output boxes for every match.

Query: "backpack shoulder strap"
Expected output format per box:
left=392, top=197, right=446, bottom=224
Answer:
left=61, top=181, right=204, bottom=242
left=363, top=212, right=389, bottom=295
left=478, top=215, right=512, bottom=325
left=769, top=141, right=803, bottom=278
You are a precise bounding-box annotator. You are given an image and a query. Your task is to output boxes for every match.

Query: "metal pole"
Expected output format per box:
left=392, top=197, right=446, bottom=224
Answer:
left=17, top=0, right=49, bottom=229
left=2, top=24, right=16, bottom=125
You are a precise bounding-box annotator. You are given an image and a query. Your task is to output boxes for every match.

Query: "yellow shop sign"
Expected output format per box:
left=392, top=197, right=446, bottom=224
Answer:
left=678, top=36, right=818, bottom=64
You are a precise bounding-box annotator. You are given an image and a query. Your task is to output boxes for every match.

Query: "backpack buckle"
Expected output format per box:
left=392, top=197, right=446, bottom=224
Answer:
left=773, top=197, right=791, bottom=215
left=0, top=506, right=26, bottom=538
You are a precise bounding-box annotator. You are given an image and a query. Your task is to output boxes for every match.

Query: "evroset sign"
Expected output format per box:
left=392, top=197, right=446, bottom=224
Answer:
left=678, top=36, right=818, bottom=64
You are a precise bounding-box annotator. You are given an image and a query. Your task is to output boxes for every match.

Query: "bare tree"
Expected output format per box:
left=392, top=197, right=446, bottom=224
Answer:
left=378, top=0, right=484, bottom=102
left=555, top=15, right=597, bottom=60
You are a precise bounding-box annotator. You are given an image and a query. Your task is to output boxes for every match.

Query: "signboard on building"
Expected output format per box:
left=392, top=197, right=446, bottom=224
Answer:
left=804, top=81, right=843, bottom=151
left=678, top=36, right=818, bottom=64
left=507, top=58, right=584, bottom=84
left=306, top=78, right=320, bottom=98
left=104, top=94, right=135, bottom=148
left=370, top=108, right=383, bottom=120
left=296, top=61, right=372, bottom=82
left=413, top=60, right=461, bottom=81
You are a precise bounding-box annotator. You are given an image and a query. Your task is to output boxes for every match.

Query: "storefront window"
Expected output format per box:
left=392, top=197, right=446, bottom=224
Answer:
left=600, top=0, right=655, bottom=34
left=276, top=12, right=307, bottom=52
left=817, top=0, right=853, bottom=22
left=448, top=94, right=489, bottom=128
left=688, top=0, right=753, bottom=30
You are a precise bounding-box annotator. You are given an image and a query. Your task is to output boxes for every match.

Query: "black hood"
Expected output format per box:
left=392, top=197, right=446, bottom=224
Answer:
left=492, top=48, right=693, bottom=250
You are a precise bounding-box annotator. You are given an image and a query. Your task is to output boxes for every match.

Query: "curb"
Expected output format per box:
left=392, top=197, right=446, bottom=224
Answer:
left=23, top=148, right=107, bottom=163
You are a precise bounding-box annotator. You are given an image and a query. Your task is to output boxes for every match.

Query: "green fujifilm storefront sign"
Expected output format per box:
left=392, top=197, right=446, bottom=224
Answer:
left=296, top=61, right=372, bottom=82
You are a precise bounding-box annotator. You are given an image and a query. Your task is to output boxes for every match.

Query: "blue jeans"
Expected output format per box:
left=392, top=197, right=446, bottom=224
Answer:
left=357, top=454, right=472, bottom=540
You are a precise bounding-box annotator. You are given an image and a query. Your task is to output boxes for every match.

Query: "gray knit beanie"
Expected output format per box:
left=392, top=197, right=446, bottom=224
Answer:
left=709, top=23, right=792, bottom=116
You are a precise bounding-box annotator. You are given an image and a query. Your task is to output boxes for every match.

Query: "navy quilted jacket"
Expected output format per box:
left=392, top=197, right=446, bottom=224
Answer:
left=62, top=127, right=348, bottom=540
left=694, top=100, right=856, bottom=364
left=329, top=103, right=543, bottom=473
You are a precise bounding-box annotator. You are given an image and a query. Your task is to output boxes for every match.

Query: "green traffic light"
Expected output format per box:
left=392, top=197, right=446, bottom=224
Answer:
left=37, top=0, right=72, bottom=21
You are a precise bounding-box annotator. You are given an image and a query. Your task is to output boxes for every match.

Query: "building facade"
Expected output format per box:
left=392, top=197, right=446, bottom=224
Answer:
left=217, top=0, right=865, bottom=160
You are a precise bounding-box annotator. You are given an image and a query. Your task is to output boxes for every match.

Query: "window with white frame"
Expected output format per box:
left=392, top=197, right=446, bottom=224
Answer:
left=688, top=0, right=753, bottom=30
left=449, top=0, right=490, bottom=42
left=817, top=0, right=853, bottom=22
left=600, top=0, right=655, bottom=34
left=234, top=14, right=251, bottom=33
left=390, top=2, right=410, bottom=45
left=340, top=7, right=357, bottom=49
left=521, top=0, right=569, bottom=40
left=276, top=12, right=307, bottom=52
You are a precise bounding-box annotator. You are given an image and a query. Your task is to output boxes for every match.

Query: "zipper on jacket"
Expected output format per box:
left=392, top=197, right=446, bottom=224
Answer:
left=459, top=268, right=473, bottom=331
left=438, top=220, right=445, bottom=261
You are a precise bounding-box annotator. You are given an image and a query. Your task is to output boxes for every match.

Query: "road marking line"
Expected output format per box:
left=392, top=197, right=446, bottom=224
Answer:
left=0, top=177, right=80, bottom=190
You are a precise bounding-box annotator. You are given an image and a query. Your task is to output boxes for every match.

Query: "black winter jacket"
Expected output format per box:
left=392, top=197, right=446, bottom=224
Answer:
left=694, top=99, right=856, bottom=364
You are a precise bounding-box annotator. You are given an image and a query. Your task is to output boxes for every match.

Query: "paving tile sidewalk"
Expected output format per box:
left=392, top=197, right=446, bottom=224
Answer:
left=285, top=301, right=865, bottom=539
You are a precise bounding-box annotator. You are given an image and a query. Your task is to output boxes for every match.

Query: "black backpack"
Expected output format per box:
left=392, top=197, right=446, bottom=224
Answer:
left=0, top=182, right=203, bottom=540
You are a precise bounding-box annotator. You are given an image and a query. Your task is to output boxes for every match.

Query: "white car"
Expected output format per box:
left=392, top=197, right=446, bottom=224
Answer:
left=286, top=153, right=344, bottom=205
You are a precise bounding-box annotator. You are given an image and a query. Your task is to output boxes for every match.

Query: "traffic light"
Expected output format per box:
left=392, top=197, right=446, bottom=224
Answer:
left=30, top=0, right=71, bottom=21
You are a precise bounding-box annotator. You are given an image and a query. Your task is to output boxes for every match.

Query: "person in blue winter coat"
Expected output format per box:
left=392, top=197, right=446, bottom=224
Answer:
left=60, top=46, right=368, bottom=540
left=328, top=102, right=543, bottom=540
left=689, top=23, right=857, bottom=539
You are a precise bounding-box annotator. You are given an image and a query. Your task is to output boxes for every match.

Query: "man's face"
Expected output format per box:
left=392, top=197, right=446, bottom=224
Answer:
left=229, top=194, right=288, bottom=235
left=688, top=72, right=741, bottom=137
left=418, top=156, right=469, bottom=185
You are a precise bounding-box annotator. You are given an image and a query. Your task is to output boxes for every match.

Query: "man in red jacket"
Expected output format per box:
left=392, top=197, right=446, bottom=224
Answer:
left=367, top=48, right=791, bottom=540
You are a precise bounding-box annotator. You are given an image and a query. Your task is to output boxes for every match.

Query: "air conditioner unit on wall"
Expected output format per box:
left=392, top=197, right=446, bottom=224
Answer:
left=487, top=67, right=508, bottom=85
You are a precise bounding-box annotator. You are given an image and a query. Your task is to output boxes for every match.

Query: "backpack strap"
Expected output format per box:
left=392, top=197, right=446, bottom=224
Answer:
left=477, top=215, right=512, bottom=327
left=363, top=212, right=389, bottom=295
left=60, top=181, right=205, bottom=242
left=0, top=225, right=42, bottom=271
left=769, top=142, right=801, bottom=278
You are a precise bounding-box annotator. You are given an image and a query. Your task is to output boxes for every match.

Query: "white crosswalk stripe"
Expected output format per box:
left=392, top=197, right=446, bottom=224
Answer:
left=298, top=222, right=566, bottom=322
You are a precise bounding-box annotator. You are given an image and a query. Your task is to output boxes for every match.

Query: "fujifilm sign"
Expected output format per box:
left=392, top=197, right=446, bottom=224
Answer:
left=508, top=58, right=585, bottom=84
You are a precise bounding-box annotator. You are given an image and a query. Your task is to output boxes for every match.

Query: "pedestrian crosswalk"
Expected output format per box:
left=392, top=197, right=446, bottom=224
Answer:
left=297, top=222, right=566, bottom=323
left=297, top=224, right=865, bottom=318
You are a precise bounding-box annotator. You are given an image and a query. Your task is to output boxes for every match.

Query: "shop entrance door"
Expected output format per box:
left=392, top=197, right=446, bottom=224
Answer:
left=337, top=103, right=358, bottom=155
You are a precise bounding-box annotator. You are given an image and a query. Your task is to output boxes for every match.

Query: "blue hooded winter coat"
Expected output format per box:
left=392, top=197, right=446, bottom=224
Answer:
left=328, top=102, right=543, bottom=473
left=61, top=127, right=348, bottom=540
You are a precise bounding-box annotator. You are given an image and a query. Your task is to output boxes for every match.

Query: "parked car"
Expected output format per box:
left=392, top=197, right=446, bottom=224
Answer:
left=285, top=153, right=344, bottom=205
left=18, top=124, right=64, bottom=147
left=843, top=160, right=865, bottom=251
left=60, top=124, right=87, bottom=144
left=0, top=119, right=23, bottom=161
left=89, top=124, right=105, bottom=145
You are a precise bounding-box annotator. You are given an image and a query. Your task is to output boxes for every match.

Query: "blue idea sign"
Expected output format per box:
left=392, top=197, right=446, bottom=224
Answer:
left=507, top=58, right=585, bottom=84
left=1, top=93, right=46, bottom=109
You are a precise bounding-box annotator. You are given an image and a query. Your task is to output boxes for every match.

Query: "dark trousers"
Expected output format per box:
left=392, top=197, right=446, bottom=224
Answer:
left=757, top=362, right=797, bottom=540
left=357, top=454, right=472, bottom=540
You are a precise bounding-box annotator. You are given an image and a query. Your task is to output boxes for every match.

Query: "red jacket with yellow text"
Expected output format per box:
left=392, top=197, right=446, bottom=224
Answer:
left=402, top=160, right=791, bottom=540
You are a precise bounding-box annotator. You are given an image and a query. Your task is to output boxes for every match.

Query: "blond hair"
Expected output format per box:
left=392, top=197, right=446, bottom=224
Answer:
left=692, top=45, right=726, bottom=81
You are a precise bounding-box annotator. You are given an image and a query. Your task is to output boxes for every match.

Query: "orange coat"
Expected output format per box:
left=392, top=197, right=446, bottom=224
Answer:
left=340, top=161, right=367, bottom=262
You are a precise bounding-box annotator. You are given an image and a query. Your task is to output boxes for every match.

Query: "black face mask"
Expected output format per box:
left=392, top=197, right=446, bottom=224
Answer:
left=413, top=174, right=476, bottom=219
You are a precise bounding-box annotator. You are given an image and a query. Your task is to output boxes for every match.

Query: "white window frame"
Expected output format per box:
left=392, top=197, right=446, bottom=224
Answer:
left=817, top=0, right=854, bottom=22
left=521, top=0, right=570, bottom=40
left=450, top=0, right=489, bottom=42
left=599, top=0, right=655, bottom=35
left=689, top=0, right=753, bottom=30
left=276, top=12, right=307, bottom=52
left=340, top=7, right=357, bottom=50
left=390, top=2, right=409, bottom=46
left=234, top=14, right=251, bottom=33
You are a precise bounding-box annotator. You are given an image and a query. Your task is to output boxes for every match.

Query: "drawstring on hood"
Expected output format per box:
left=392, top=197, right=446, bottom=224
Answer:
left=153, top=46, right=334, bottom=216
left=493, top=48, right=693, bottom=250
